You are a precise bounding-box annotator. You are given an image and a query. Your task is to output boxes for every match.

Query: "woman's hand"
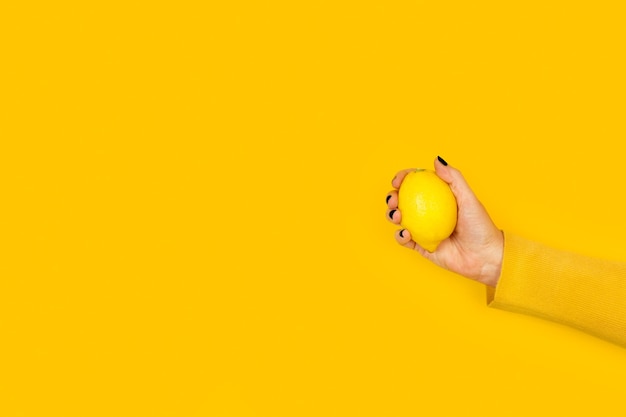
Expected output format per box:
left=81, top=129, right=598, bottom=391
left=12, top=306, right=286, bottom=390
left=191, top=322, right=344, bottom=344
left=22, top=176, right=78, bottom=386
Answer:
left=386, top=157, right=504, bottom=287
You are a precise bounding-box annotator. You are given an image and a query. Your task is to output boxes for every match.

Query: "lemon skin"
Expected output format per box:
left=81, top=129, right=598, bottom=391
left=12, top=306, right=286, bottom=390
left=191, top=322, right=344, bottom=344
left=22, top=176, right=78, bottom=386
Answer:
left=397, top=169, right=457, bottom=252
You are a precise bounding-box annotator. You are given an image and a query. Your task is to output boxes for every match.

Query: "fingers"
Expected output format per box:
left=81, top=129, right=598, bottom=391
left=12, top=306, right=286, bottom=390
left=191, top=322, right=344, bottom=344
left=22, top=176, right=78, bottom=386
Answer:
left=385, top=190, right=398, bottom=208
left=386, top=185, right=401, bottom=224
left=394, top=228, right=434, bottom=262
left=395, top=228, right=416, bottom=250
left=386, top=208, right=401, bottom=224
left=391, top=168, right=416, bottom=189
left=395, top=229, right=435, bottom=261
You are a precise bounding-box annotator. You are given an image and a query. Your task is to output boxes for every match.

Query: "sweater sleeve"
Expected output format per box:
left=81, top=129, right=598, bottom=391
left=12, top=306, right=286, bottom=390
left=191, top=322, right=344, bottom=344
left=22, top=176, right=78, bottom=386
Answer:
left=486, top=232, right=626, bottom=348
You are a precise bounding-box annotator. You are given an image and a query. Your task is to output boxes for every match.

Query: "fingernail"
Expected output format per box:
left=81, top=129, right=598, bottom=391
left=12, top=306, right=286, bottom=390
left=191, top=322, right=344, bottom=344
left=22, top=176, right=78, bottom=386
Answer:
left=386, top=195, right=391, bottom=204
left=389, top=209, right=396, bottom=220
left=437, top=156, right=448, bottom=166
left=399, top=229, right=405, bottom=238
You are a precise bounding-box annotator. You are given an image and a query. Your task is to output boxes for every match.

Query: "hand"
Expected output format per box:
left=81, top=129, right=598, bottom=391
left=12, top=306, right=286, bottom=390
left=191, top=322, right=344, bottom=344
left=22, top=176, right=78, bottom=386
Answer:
left=386, top=157, right=504, bottom=287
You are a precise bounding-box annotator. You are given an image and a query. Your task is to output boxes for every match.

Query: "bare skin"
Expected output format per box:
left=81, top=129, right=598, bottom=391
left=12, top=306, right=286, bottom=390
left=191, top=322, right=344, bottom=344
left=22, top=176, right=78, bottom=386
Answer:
left=386, top=157, right=504, bottom=287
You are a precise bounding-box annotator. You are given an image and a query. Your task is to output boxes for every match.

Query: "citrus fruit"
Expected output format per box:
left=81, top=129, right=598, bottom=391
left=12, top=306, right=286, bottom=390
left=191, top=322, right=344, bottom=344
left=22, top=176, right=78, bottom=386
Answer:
left=398, top=169, right=457, bottom=252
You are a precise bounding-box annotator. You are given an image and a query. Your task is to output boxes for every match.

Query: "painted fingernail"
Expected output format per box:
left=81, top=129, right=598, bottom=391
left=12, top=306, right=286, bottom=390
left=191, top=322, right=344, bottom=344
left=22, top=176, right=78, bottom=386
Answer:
left=399, top=229, right=405, bottom=238
left=437, top=156, right=448, bottom=166
left=389, top=209, right=396, bottom=220
left=386, top=194, right=391, bottom=204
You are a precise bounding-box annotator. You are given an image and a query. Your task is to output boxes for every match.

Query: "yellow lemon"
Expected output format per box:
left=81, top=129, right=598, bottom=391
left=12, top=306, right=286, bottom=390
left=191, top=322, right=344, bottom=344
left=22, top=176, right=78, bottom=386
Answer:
left=398, top=169, right=457, bottom=252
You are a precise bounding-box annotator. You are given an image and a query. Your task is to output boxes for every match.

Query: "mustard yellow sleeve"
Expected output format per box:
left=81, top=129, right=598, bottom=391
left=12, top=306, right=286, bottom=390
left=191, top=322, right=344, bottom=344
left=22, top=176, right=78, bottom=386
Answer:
left=487, top=232, right=626, bottom=347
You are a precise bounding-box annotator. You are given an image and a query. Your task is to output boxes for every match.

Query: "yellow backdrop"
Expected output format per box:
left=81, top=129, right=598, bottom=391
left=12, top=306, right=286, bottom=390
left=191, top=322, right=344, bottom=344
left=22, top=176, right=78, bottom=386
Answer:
left=2, top=0, right=626, bottom=416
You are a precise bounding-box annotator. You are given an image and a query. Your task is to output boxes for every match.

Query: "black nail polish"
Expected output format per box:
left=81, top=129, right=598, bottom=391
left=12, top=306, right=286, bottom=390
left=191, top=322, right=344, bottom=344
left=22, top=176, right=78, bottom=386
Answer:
left=399, top=229, right=405, bottom=238
left=437, top=156, right=448, bottom=166
left=389, top=209, right=396, bottom=220
left=386, top=195, right=391, bottom=204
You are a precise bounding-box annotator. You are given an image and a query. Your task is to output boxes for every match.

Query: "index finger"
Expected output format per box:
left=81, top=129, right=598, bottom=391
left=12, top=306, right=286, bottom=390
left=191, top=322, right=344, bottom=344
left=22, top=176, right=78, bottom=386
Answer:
left=391, top=168, right=417, bottom=189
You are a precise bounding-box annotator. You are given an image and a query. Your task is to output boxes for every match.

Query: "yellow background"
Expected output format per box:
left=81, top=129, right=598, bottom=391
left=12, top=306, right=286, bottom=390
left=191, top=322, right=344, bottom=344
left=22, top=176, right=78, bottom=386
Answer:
left=2, top=0, right=626, bottom=415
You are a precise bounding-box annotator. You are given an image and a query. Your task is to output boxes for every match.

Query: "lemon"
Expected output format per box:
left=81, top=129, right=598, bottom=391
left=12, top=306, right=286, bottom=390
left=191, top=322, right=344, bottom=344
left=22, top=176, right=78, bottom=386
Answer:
left=398, top=169, right=457, bottom=252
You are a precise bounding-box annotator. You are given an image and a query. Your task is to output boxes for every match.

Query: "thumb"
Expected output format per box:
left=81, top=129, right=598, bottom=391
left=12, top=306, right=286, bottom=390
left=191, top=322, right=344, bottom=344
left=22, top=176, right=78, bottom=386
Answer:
left=433, top=156, right=474, bottom=205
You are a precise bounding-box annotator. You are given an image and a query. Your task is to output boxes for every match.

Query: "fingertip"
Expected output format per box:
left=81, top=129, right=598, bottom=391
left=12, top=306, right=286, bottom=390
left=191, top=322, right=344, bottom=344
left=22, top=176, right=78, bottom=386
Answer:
left=395, top=228, right=416, bottom=250
left=386, top=190, right=398, bottom=208
left=398, top=228, right=410, bottom=241
left=434, top=156, right=453, bottom=184
left=387, top=209, right=402, bottom=224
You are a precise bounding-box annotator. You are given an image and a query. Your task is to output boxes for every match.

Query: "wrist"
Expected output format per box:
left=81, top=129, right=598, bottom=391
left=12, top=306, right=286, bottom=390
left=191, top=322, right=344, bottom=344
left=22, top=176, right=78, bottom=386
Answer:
left=480, top=230, right=504, bottom=287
